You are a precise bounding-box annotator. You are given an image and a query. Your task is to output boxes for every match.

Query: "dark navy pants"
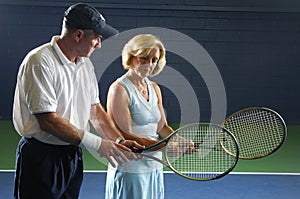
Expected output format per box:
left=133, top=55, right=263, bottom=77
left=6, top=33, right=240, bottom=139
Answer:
left=14, top=137, right=83, bottom=199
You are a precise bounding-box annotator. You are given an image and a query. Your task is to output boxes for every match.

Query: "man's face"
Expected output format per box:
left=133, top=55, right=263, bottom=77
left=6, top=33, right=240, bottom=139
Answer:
left=77, top=32, right=101, bottom=58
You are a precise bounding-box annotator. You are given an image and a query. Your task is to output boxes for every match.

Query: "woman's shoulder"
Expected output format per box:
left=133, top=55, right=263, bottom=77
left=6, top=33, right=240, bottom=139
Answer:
left=150, top=81, right=161, bottom=92
left=109, top=80, right=126, bottom=93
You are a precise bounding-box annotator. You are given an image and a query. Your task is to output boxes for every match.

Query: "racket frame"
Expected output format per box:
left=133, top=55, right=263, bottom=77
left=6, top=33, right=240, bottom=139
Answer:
left=137, top=123, right=240, bottom=181
left=222, top=107, right=287, bottom=159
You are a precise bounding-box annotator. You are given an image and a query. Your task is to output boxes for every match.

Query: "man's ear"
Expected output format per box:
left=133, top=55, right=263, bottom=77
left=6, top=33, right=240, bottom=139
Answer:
left=74, top=29, right=84, bottom=42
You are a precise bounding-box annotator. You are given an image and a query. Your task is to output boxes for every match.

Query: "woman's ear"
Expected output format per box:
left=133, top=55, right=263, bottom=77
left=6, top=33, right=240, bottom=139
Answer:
left=127, top=55, right=134, bottom=68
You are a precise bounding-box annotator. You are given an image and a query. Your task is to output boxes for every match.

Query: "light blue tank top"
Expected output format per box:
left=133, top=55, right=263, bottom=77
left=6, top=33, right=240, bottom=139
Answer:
left=118, top=75, right=161, bottom=136
left=114, top=75, right=163, bottom=173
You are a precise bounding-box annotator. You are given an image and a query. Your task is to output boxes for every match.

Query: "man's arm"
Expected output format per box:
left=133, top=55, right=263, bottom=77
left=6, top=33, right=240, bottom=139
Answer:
left=35, top=112, right=82, bottom=144
left=89, top=103, right=124, bottom=141
left=89, top=103, right=145, bottom=150
left=35, top=112, right=131, bottom=167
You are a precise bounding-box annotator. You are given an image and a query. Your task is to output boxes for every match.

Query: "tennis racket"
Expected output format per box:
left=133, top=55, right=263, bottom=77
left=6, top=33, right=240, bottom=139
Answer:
left=134, top=123, right=239, bottom=181
left=222, top=107, right=287, bottom=159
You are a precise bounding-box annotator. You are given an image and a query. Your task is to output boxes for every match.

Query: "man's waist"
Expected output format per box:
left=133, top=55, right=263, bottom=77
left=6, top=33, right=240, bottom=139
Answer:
left=23, top=137, right=79, bottom=150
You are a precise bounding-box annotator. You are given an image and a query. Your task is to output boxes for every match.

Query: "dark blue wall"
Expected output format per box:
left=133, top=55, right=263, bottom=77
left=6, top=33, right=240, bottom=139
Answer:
left=1, top=1, right=300, bottom=124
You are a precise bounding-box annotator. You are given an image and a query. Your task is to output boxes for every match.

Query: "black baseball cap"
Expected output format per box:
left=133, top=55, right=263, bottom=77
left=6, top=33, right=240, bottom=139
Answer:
left=64, top=3, right=119, bottom=38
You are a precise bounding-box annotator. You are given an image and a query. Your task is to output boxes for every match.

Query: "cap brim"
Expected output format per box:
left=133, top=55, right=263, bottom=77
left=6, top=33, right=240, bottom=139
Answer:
left=96, top=24, right=119, bottom=38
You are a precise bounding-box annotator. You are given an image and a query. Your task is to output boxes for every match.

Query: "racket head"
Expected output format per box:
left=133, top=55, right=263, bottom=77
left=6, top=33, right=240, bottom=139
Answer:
left=163, top=123, right=239, bottom=181
left=223, top=107, right=287, bottom=159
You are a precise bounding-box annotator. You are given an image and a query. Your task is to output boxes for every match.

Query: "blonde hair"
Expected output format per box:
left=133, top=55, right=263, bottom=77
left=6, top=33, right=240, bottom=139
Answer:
left=122, top=34, right=166, bottom=77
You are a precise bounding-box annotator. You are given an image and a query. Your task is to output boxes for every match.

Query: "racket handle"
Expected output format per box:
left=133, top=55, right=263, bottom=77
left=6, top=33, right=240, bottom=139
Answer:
left=132, top=148, right=144, bottom=153
left=132, top=141, right=166, bottom=153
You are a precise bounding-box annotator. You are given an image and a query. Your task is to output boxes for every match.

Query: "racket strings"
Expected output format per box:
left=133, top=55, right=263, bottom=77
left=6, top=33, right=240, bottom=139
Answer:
left=224, top=108, right=286, bottom=159
left=166, top=124, right=238, bottom=180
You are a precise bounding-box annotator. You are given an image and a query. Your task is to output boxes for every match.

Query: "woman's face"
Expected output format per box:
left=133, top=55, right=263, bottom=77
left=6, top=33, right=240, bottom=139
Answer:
left=132, top=48, right=160, bottom=78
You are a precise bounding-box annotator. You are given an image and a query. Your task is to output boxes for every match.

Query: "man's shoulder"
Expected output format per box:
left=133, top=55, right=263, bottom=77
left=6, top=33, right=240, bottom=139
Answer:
left=25, top=42, right=53, bottom=63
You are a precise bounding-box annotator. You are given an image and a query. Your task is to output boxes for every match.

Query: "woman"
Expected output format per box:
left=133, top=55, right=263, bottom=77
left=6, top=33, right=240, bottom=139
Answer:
left=105, top=34, right=174, bottom=199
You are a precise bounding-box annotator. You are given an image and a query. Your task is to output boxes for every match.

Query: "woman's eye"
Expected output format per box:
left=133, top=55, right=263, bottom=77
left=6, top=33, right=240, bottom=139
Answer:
left=141, top=56, right=149, bottom=60
left=140, top=56, right=158, bottom=64
left=152, top=58, right=158, bottom=64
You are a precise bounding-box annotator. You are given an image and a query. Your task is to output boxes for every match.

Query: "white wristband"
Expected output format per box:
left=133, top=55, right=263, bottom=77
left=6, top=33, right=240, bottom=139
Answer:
left=80, top=131, right=102, bottom=152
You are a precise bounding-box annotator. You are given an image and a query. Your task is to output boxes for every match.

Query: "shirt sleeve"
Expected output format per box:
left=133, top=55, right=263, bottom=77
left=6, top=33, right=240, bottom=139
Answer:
left=23, top=59, right=57, bottom=114
left=87, top=59, right=101, bottom=106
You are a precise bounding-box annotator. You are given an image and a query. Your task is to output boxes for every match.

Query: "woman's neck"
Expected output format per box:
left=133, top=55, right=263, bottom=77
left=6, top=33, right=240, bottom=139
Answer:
left=125, top=70, right=146, bottom=87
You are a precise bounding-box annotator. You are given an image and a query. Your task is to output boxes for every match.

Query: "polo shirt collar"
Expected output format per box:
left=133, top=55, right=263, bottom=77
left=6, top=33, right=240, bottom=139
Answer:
left=51, top=36, right=85, bottom=66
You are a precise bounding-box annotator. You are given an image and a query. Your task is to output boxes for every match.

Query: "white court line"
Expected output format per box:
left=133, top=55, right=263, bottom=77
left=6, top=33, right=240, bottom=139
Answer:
left=230, top=172, right=300, bottom=176
left=1, top=170, right=300, bottom=176
left=162, top=171, right=300, bottom=176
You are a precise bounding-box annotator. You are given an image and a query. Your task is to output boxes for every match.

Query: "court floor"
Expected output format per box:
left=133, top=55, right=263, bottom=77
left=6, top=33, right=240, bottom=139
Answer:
left=1, top=171, right=299, bottom=199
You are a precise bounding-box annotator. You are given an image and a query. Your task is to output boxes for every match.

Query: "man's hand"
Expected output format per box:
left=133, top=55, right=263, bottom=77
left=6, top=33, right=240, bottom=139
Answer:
left=118, top=140, right=145, bottom=160
left=97, top=139, right=145, bottom=167
left=97, top=139, right=131, bottom=167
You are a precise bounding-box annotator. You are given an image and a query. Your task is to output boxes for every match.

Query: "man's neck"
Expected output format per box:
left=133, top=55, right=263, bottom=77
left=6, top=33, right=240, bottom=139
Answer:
left=56, top=37, right=77, bottom=63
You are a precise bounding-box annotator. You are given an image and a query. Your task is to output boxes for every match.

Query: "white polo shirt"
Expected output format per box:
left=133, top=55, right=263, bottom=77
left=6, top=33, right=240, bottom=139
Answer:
left=13, top=36, right=100, bottom=145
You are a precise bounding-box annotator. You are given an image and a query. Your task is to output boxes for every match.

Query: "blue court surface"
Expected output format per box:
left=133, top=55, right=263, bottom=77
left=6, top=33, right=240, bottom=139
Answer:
left=1, top=171, right=299, bottom=199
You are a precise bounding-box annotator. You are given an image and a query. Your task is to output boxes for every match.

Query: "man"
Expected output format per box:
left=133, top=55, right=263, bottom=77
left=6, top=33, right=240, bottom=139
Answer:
left=12, top=3, right=143, bottom=199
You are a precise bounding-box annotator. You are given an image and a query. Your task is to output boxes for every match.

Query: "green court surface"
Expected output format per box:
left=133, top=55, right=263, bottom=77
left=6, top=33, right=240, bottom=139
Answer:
left=0, top=120, right=299, bottom=173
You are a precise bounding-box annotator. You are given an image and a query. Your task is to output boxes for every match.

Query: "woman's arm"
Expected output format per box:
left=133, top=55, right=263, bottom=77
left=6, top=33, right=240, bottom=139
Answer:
left=152, top=82, right=174, bottom=139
